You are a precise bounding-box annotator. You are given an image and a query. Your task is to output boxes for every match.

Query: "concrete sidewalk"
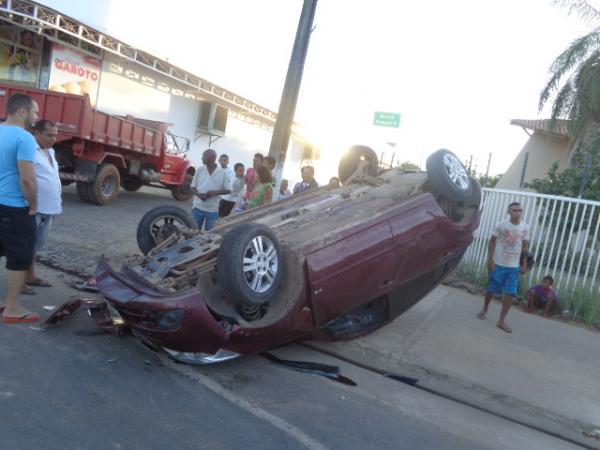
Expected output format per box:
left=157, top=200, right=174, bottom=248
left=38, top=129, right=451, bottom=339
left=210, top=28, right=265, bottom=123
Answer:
left=310, top=285, right=600, bottom=448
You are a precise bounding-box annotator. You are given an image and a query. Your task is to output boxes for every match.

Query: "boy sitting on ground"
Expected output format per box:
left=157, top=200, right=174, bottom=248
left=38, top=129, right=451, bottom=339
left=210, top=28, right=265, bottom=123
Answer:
left=524, top=275, right=560, bottom=317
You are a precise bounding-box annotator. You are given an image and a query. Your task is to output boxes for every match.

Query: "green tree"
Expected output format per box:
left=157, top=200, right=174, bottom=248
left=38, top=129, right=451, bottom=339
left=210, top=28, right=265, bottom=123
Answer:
left=537, top=1, right=600, bottom=198
left=399, top=161, right=421, bottom=171
left=477, top=173, right=502, bottom=188
left=539, top=1, right=600, bottom=139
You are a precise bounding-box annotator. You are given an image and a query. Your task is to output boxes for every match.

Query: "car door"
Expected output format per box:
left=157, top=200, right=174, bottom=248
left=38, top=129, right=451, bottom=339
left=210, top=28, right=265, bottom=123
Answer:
left=305, top=219, right=397, bottom=325
left=387, top=194, right=458, bottom=284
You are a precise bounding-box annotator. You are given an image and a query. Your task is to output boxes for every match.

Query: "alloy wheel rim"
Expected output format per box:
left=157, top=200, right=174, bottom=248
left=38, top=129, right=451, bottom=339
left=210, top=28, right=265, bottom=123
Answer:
left=243, top=235, right=278, bottom=294
left=442, top=154, right=470, bottom=191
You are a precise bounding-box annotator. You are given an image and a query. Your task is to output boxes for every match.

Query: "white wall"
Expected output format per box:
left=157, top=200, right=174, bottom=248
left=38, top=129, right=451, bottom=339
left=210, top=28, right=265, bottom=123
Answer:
left=496, top=131, right=572, bottom=190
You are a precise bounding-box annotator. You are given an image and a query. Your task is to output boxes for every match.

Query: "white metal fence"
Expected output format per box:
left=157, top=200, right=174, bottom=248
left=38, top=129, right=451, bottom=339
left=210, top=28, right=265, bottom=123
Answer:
left=463, top=188, right=600, bottom=295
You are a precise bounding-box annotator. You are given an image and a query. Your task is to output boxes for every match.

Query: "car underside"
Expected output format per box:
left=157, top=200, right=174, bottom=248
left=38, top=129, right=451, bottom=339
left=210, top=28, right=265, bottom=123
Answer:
left=96, top=148, right=481, bottom=363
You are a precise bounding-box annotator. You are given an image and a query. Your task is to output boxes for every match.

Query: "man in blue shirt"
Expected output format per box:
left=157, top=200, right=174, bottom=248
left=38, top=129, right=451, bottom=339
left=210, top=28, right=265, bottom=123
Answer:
left=0, top=92, right=40, bottom=323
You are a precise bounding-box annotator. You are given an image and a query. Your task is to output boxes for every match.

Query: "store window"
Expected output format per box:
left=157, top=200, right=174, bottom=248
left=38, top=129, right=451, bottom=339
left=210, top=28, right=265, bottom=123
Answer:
left=0, top=26, right=42, bottom=87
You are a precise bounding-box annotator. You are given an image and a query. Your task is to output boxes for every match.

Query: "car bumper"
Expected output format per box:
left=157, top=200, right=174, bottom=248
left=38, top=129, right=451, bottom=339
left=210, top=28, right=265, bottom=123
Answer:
left=96, top=257, right=229, bottom=354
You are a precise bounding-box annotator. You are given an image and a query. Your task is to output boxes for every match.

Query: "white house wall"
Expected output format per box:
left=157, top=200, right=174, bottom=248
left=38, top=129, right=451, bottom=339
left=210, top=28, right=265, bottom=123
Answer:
left=94, top=55, right=275, bottom=173
left=496, top=131, right=571, bottom=190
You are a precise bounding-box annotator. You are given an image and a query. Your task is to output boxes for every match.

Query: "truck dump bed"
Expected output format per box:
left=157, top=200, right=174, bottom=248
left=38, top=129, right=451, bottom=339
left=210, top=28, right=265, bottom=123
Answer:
left=0, top=83, right=165, bottom=156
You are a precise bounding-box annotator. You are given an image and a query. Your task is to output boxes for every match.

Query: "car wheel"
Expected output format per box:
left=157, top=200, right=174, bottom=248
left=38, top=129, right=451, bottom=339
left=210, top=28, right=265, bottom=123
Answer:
left=122, top=178, right=144, bottom=192
left=76, top=181, right=92, bottom=203
left=171, top=172, right=194, bottom=201
left=88, top=163, right=121, bottom=205
left=217, top=223, right=283, bottom=306
left=426, top=149, right=473, bottom=202
left=136, top=205, right=198, bottom=255
left=338, top=145, right=379, bottom=183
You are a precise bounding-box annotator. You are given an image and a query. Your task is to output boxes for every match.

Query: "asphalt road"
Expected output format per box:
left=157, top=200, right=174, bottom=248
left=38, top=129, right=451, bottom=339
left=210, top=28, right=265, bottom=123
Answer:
left=0, top=187, right=582, bottom=449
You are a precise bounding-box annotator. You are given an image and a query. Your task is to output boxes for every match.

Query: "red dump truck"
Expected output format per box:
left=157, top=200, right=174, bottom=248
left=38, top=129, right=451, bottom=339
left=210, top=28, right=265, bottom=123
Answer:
left=0, top=83, right=195, bottom=205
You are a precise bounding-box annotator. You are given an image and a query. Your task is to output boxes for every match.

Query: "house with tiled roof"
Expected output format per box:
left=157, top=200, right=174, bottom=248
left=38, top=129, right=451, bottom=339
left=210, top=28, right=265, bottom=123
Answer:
left=496, top=119, right=576, bottom=190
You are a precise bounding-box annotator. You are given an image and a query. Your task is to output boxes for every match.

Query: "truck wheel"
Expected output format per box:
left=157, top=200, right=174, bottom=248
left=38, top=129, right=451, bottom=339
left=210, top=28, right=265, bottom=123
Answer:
left=171, top=172, right=194, bottom=201
left=426, top=149, right=472, bottom=202
left=217, top=223, right=283, bottom=306
left=122, top=178, right=143, bottom=192
left=76, top=181, right=92, bottom=203
left=137, top=205, right=198, bottom=255
left=88, top=164, right=121, bottom=205
left=338, top=145, right=379, bottom=183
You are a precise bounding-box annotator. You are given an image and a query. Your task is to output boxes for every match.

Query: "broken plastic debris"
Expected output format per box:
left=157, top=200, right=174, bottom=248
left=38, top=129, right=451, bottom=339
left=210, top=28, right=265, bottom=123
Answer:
left=107, top=358, right=116, bottom=363
left=260, top=352, right=357, bottom=386
left=43, top=306, right=55, bottom=311
left=28, top=326, right=46, bottom=332
left=583, top=429, right=600, bottom=440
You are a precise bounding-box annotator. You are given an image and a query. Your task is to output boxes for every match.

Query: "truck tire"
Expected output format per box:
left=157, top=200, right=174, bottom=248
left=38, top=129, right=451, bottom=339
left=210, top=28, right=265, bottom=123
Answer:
left=171, top=172, right=194, bottom=201
left=426, top=149, right=472, bottom=202
left=88, top=163, right=121, bottom=206
left=338, top=145, right=379, bottom=183
left=137, top=205, right=198, bottom=255
left=76, top=181, right=92, bottom=203
left=217, top=223, right=283, bottom=306
left=122, top=178, right=144, bottom=192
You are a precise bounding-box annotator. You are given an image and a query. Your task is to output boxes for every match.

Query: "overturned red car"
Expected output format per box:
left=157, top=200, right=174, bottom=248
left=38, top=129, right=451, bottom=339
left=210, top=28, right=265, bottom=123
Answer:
left=96, top=148, right=481, bottom=363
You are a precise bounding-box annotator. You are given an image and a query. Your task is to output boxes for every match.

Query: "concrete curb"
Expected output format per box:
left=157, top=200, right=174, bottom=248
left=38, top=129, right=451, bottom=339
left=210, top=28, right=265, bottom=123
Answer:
left=306, top=342, right=600, bottom=449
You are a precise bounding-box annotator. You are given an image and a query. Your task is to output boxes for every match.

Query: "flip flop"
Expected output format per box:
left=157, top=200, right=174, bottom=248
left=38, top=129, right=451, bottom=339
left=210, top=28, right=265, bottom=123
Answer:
left=3, top=312, right=40, bottom=324
left=26, top=278, right=52, bottom=287
left=476, top=312, right=486, bottom=320
left=496, top=323, right=512, bottom=334
left=20, top=285, right=36, bottom=295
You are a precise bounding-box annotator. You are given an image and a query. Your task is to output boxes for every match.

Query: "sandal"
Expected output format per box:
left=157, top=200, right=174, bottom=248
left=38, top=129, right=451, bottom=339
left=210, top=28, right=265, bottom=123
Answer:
left=476, top=312, right=486, bottom=320
left=26, top=278, right=52, bottom=287
left=21, top=285, right=36, bottom=295
left=3, top=312, right=40, bottom=324
left=496, top=323, right=512, bottom=334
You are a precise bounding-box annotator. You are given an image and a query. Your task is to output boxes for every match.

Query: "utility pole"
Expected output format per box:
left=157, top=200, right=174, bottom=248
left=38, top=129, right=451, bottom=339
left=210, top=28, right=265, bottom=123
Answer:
left=268, top=0, right=318, bottom=187
left=484, top=152, right=492, bottom=187
left=467, top=155, right=473, bottom=175
left=519, top=152, right=529, bottom=189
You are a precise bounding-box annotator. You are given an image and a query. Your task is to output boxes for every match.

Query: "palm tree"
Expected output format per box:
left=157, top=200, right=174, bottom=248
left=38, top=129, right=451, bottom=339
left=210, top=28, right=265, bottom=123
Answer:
left=539, top=1, right=600, bottom=139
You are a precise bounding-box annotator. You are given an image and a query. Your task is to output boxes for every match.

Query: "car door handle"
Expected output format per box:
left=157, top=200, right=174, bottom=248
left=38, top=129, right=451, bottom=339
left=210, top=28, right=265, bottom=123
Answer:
left=439, top=251, right=452, bottom=260
left=377, top=280, right=394, bottom=289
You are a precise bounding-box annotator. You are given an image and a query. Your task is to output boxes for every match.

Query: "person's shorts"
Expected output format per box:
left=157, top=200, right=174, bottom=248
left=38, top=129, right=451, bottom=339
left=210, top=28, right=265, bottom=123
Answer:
left=34, top=213, right=53, bottom=252
left=0, top=204, right=37, bottom=271
left=487, top=264, right=519, bottom=296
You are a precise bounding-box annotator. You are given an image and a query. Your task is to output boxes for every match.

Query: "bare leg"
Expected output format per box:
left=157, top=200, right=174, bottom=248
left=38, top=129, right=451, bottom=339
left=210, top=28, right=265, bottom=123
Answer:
left=2, top=270, right=31, bottom=318
left=25, top=252, right=36, bottom=283
left=543, top=298, right=558, bottom=317
left=524, top=291, right=537, bottom=312
left=478, top=292, right=494, bottom=319
left=497, top=295, right=514, bottom=331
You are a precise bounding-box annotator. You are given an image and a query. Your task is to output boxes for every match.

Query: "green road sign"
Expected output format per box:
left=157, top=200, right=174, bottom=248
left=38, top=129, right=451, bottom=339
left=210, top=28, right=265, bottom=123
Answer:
left=373, top=111, right=401, bottom=128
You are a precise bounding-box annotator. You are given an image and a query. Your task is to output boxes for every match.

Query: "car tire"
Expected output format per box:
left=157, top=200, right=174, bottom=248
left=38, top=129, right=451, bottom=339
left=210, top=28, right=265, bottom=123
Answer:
left=426, top=149, right=473, bottom=202
left=88, top=163, right=121, bottom=205
left=122, top=178, right=144, bottom=192
left=137, top=205, right=198, bottom=255
left=171, top=172, right=194, bottom=201
left=217, top=223, right=283, bottom=306
left=76, top=181, right=92, bottom=203
left=338, top=145, right=379, bottom=183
